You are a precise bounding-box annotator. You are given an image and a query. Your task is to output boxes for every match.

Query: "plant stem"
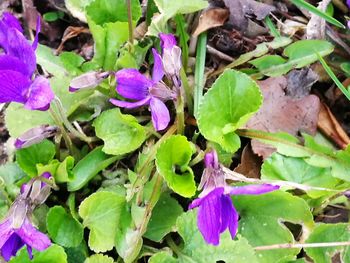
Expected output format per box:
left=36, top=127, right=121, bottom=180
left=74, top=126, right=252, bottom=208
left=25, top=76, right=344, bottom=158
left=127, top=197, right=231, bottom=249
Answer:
left=53, top=98, right=96, bottom=144
left=166, top=236, right=182, bottom=256
left=180, top=67, right=193, bottom=115
left=126, top=0, right=134, bottom=45
left=49, top=107, right=74, bottom=154
left=194, top=32, right=207, bottom=118
left=254, top=241, right=350, bottom=250
left=175, top=95, right=185, bottom=135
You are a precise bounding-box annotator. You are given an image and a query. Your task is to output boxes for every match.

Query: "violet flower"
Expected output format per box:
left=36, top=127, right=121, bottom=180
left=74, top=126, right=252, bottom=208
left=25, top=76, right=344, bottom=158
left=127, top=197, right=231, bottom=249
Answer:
left=189, top=150, right=279, bottom=246
left=0, top=173, right=52, bottom=261
left=0, top=12, right=54, bottom=111
left=15, top=125, right=57, bottom=149
left=110, top=49, right=176, bottom=131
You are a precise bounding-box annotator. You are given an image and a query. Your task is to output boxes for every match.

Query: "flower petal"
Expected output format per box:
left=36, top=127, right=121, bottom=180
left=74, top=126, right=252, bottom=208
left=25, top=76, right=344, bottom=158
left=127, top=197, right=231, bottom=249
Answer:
left=149, top=97, right=170, bottom=131
left=1, top=233, right=25, bottom=261
left=228, top=184, right=280, bottom=196
left=0, top=70, right=30, bottom=104
left=6, top=27, right=36, bottom=76
left=2, top=12, right=23, bottom=33
left=220, top=194, right=239, bottom=239
left=32, top=16, right=41, bottom=50
left=24, top=76, right=54, bottom=111
left=115, top=69, right=152, bottom=100
left=204, top=150, right=219, bottom=169
left=196, top=188, right=224, bottom=246
left=0, top=55, right=32, bottom=76
left=159, top=33, right=177, bottom=50
left=0, top=219, right=14, bottom=248
left=16, top=219, right=51, bottom=251
left=152, top=48, right=164, bottom=82
left=110, top=96, right=151, bottom=109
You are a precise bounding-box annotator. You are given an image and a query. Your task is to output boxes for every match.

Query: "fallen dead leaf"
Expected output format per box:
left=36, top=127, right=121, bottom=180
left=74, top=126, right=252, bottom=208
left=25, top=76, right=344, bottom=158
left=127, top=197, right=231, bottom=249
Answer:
left=306, top=0, right=331, bottom=39
left=286, top=68, right=318, bottom=99
left=318, top=103, right=350, bottom=149
left=245, top=77, right=320, bottom=158
left=234, top=144, right=262, bottom=179
left=193, top=7, right=229, bottom=36
left=56, top=26, right=90, bottom=54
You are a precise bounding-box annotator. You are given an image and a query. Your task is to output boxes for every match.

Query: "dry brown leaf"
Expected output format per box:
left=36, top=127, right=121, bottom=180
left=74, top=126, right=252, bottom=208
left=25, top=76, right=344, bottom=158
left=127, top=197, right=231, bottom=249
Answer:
left=306, top=0, right=331, bottom=39
left=56, top=26, right=90, bottom=53
left=245, top=77, right=320, bottom=158
left=234, top=144, right=262, bottom=179
left=318, top=103, right=350, bottom=149
left=193, top=7, right=229, bottom=36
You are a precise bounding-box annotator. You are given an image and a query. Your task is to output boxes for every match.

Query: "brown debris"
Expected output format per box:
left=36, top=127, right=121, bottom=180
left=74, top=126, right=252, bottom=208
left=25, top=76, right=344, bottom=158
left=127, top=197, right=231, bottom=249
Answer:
left=193, top=7, right=229, bottom=36
left=245, top=77, right=320, bottom=158
left=234, top=144, right=262, bottom=179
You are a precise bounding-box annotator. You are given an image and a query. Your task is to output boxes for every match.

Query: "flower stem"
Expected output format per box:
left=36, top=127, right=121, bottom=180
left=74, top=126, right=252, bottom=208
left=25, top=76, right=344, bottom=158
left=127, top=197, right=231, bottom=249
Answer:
left=49, top=107, right=74, bottom=154
left=126, top=0, right=134, bottom=46
left=180, top=67, right=193, bottom=115
left=254, top=241, right=350, bottom=250
left=53, top=97, right=96, bottom=144
left=194, top=32, right=207, bottom=118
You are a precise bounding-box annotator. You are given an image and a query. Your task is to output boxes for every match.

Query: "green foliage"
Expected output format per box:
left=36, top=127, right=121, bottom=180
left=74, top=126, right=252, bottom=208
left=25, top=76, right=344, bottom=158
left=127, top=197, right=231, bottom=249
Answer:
left=144, top=193, right=184, bottom=242
left=250, top=40, right=334, bottom=76
left=233, top=191, right=314, bottom=263
left=198, top=70, right=262, bottom=152
left=16, top=140, right=56, bottom=177
left=84, top=254, right=115, bottom=263
left=93, top=108, right=147, bottom=155
left=68, top=146, right=120, bottom=191
left=47, top=206, right=84, bottom=247
left=175, top=211, right=259, bottom=262
left=305, top=223, right=350, bottom=263
left=9, top=244, right=67, bottom=263
left=149, top=251, right=177, bottom=263
left=156, top=135, right=196, bottom=197
left=261, top=153, right=342, bottom=198
left=79, top=191, right=125, bottom=252
left=43, top=11, right=64, bottom=22
left=148, top=0, right=208, bottom=35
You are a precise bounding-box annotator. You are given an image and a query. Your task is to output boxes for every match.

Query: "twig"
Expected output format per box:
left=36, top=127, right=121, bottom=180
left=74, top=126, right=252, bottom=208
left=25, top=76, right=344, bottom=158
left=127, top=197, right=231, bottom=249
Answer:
left=254, top=241, right=350, bottom=251
left=206, top=45, right=234, bottom=62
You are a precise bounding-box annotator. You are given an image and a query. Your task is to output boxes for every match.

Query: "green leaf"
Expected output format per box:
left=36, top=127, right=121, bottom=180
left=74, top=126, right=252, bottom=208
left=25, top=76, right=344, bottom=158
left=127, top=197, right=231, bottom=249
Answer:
left=43, top=11, right=64, bottom=22
left=65, top=242, right=89, bottom=263
left=149, top=251, right=177, bottom=263
left=93, top=108, right=146, bottom=155
left=68, top=146, right=120, bottom=191
left=144, top=193, right=183, bottom=242
left=305, top=223, right=350, bottom=263
left=36, top=44, right=69, bottom=77
left=9, top=244, right=67, bottom=263
left=156, top=135, right=196, bottom=197
left=47, top=206, right=84, bottom=247
left=261, top=153, right=342, bottom=198
left=198, top=70, right=262, bottom=152
left=86, top=0, right=141, bottom=25
left=65, top=0, right=93, bottom=22
left=79, top=191, right=125, bottom=252
left=59, top=52, right=85, bottom=76
left=233, top=191, right=314, bottom=263
left=176, top=211, right=259, bottom=262
left=251, top=40, right=334, bottom=77
left=148, top=0, right=208, bottom=35
left=84, top=254, right=115, bottom=263
left=55, top=156, right=75, bottom=183
left=16, top=140, right=56, bottom=177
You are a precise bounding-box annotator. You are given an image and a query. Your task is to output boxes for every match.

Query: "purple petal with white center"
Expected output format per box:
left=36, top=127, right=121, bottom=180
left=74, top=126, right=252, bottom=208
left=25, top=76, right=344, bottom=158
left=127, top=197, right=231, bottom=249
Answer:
left=162, top=46, right=182, bottom=77
left=32, top=16, right=41, bottom=50
left=2, top=12, right=23, bottom=33
left=24, top=76, right=54, bottom=111
left=0, top=54, right=32, bottom=76
left=6, top=27, right=36, bottom=76
left=110, top=96, right=151, bottom=109
left=221, top=194, right=239, bottom=239
left=228, top=184, right=279, bottom=196
left=196, top=188, right=224, bottom=245
left=0, top=70, right=30, bottom=104
left=1, top=233, right=24, bottom=261
left=149, top=97, right=170, bottom=131
left=0, top=219, right=14, bottom=248
left=152, top=48, right=164, bottom=82
left=159, top=33, right=177, bottom=50
left=115, top=69, right=152, bottom=100
left=16, top=218, right=51, bottom=251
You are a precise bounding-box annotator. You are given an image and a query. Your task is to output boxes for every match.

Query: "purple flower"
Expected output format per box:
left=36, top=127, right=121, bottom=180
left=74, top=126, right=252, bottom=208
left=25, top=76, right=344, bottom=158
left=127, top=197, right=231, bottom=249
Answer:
left=0, top=12, right=54, bottom=111
left=110, top=49, right=176, bottom=131
left=189, top=150, right=279, bottom=245
left=0, top=174, right=52, bottom=261
left=15, top=125, right=57, bottom=149
left=154, top=33, right=182, bottom=80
